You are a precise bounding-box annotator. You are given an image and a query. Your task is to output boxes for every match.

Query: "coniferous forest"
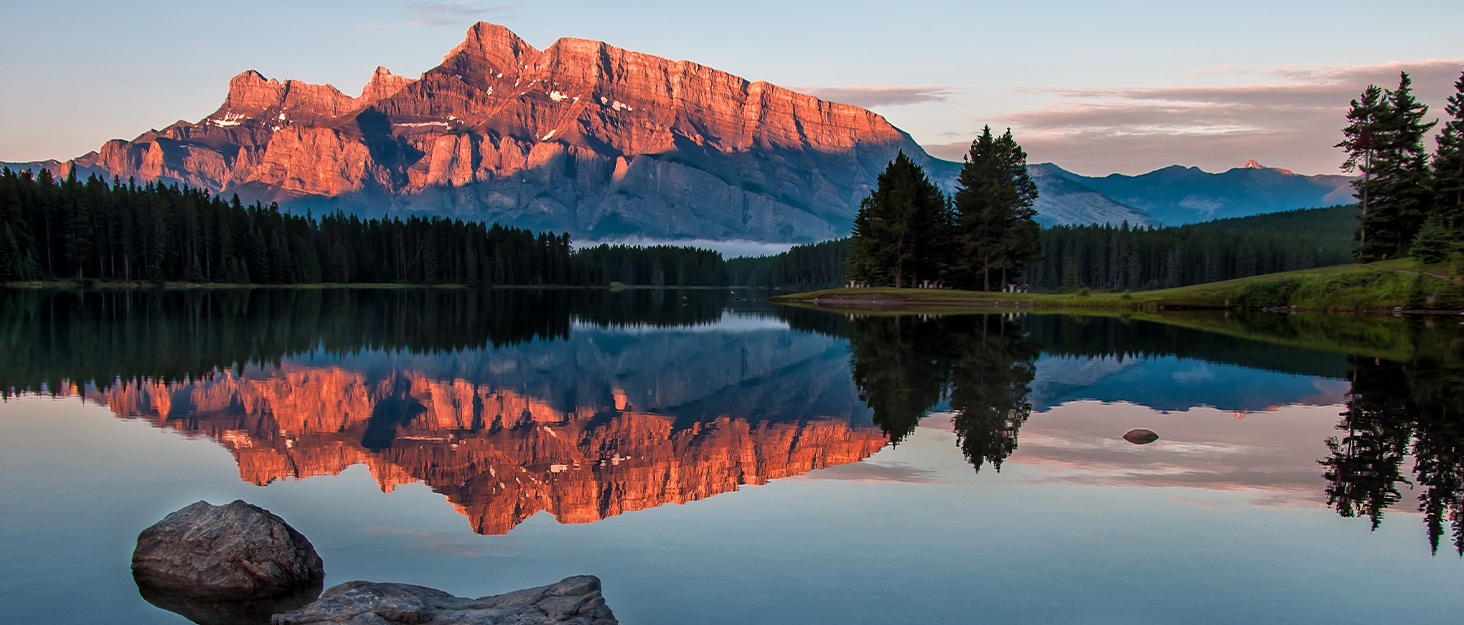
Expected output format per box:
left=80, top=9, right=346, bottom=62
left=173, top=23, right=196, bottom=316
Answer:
left=727, top=205, right=1361, bottom=292
left=0, top=167, right=723, bottom=287
left=844, top=127, right=1042, bottom=291
left=1025, top=206, right=1360, bottom=291
left=725, top=238, right=850, bottom=289
left=1339, top=70, right=1464, bottom=261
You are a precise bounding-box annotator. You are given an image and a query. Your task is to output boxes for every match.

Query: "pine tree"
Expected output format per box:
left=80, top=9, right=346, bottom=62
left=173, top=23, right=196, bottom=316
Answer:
left=1434, top=69, right=1464, bottom=232
left=845, top=152, right=948, bottom=288
left=1338, top=85, right=1387, bottom=258
left=1410, top=214, right=1451, bottom=265
left=991, top=130, right=1041, bottom=290
left=1360, top=73, right=1437, bottom=260
left=953, top=126, right=1041, bottom=290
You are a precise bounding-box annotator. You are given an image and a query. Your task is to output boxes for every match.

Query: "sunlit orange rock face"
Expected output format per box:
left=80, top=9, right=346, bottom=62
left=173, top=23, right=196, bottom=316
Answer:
left=87, top=365, right=888, bottom=534
left=45, top=22, right=939, bottom=242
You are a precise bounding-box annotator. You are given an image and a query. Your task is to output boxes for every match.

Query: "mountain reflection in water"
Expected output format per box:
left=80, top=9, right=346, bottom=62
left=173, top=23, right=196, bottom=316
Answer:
left=3, top=289, right=1464, bottom=554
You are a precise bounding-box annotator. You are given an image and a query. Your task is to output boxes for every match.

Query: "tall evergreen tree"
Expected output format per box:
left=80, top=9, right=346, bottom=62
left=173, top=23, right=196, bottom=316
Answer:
left=845, top=152, right=949, bottom=288
left=1338, top=84, right=1388, bottom=258
left=1358, top=73, right=1437, bottom=260
left=952, top=126, right=1041, bottom=291
left=1434, top=69, right=1464, bottom=232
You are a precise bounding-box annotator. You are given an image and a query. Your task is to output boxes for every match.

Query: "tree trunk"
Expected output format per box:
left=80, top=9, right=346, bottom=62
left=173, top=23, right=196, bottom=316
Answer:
left=982, top=254, right=990, bottom=292
left=1360, top=153, right=1370, bottom=252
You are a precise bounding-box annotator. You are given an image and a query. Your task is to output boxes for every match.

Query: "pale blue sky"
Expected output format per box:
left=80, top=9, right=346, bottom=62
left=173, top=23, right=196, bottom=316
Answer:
left=2, top=0, right=1461, bottom=174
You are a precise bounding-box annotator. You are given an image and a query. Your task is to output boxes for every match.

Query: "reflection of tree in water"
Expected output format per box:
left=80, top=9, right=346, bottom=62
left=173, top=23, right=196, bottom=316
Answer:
left=1324, top=347, right=1464, bottom=556
left=846, top=314, right=1037, bottom=473
left=946, top=316, right=1039, bottom=473
left=846, top=316, right=948, bottom=444
left=0, top=287, right=727, bottom=396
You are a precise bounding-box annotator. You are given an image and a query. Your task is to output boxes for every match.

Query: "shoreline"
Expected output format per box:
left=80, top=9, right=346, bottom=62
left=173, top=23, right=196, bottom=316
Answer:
left=770, top=260, right=1464, bottom=315
left=774, top=290, right=1464, bottom=315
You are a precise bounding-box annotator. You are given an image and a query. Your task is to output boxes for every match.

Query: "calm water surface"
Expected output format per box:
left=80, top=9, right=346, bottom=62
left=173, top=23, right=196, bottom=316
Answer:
left=0, top=289, right=1460, bottom=624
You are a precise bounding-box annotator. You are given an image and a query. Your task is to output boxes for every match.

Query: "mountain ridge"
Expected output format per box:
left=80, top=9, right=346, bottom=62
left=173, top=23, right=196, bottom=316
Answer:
left=6, top=22, right=938, bottom=243
left=2, top=22, right=1357, bottom=241
left=1042, top=161, right=1355, bottom=225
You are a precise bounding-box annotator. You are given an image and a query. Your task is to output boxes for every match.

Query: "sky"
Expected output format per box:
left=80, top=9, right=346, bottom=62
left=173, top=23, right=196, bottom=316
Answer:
left=1, top=0, right=1461, bottom=176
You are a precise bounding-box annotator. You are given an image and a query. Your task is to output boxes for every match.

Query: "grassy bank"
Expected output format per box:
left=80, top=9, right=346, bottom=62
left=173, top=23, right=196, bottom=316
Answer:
left=771, top=259, right=1464, bottom=313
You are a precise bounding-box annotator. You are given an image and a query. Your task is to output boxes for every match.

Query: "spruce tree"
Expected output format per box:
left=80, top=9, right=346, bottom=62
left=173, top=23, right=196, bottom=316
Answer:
left=845, top=152, right=948, bottom=288
left=1410, top=214, right=1451, bottom=265
left=1360, top=73, right=1437, bottom=260
left=1434, top=69, right=1464, bottom=232
left=991, top=130, right=1041, bottom=289
left=953, top=126, right=1041, bottom=291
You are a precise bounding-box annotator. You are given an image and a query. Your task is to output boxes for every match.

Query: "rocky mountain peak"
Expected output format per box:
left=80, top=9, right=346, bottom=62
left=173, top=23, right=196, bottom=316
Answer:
left=360, top=66, right=415, bottom=103
left=442, top=21, right=539, bottom=78
left=33, top=21, right=935, bottom=243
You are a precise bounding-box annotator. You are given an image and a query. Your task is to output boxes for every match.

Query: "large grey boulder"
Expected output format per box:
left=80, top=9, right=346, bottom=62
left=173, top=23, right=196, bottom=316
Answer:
left=132, top=500, right=326, bottom=600
left=272, top=575, right=618, bottom=625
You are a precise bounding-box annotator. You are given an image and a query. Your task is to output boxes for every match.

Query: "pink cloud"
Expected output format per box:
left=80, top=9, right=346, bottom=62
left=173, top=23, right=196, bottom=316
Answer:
left=998, top=401, right=1420, bottom=514
left=798, top=85, right=953, bottom=108
left=963, top=59, right=1464, bottom=176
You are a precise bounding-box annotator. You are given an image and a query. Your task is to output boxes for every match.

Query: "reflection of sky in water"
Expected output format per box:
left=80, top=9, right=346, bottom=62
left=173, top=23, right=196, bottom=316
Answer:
left=1030, top=355, right=1351, bottom=412
left=5, top=390, right=1460, bottom=625
left=3, top=309, right=1462, bottom=625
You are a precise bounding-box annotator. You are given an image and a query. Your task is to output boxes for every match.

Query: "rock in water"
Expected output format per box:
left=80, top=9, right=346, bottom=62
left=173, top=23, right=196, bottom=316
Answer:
left=1123, top=429, right=1160, bottom=445
left=132, top=500, right=325, bottom=600
left=272, top=576, right=617, bottom=625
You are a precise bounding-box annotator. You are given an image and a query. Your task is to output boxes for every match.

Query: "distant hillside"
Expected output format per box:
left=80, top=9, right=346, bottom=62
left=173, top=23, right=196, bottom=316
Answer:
left=1189, top=204, right=1360, bottom=240
left=1027, top=164, right=1155, bottom=227
left=1028, top=205, right=1359, bottom=291
left=731, top=205, right=1360, bottom=290
left=1039, top=162, right=1356, bottom=225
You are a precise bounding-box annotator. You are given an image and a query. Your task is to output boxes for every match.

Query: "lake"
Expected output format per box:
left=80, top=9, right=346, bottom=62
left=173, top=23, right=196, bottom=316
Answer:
left=1, top=289, right=1460, bottom=624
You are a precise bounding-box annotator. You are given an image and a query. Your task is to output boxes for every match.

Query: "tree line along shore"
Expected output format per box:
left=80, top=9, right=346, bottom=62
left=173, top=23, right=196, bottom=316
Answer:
left=4, top=70, right=1460, bottom=304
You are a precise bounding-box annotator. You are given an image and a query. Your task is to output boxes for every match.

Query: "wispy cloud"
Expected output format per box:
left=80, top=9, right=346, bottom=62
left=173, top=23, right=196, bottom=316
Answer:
left=975, top=59, right=1464, bottom=175
left=797, top=85, right=953, bottom=108
left=360, top=2, right=510, bottom=29
left=795, top=461, right=941, bottom=484
left=405, top=2, right=510, bottom=27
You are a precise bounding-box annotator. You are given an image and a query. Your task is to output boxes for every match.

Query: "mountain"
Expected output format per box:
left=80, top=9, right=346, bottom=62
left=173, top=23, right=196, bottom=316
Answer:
left=0, top=22, right=1356, bottom=240
left=1027, top=163, right=1156, bottom=227
left=5, top=22, right=945, bottom=244
left=1040, top=161, right=1356, bottom=225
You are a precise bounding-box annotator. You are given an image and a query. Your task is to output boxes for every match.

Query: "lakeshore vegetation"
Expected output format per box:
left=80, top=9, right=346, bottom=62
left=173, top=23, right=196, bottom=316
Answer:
left=0, top=167, right=724, bottom=287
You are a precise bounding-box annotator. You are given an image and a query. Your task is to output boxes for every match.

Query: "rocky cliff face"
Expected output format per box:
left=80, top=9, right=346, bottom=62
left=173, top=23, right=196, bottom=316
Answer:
left=38, top=22, right=938, bottom=243
left=85, top=364, right=888, bottom=535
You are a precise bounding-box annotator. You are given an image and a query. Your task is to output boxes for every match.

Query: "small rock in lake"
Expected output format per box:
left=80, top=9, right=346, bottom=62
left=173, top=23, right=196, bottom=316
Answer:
left=271, top=575, right=618, bottom=625
left=1123, top=429, right=1160, bottom=445
left=132, top=500, right=325, bottom=600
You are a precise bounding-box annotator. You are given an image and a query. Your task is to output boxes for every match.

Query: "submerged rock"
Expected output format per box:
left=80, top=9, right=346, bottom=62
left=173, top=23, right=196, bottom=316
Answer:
left=132, top=500, right=325, bottom=600
left=271, top=575, right=617, bottom=625
left=1123, top=429, right=1160, bottom=445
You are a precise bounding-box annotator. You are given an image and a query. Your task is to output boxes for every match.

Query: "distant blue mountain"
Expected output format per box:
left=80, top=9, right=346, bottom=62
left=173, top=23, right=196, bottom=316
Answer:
left=1036, top=161, right=1356, bottom=226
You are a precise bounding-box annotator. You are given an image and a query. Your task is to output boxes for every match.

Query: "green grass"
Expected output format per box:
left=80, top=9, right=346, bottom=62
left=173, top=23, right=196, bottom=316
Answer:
left=771, top=259, right=1464, bottom=313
